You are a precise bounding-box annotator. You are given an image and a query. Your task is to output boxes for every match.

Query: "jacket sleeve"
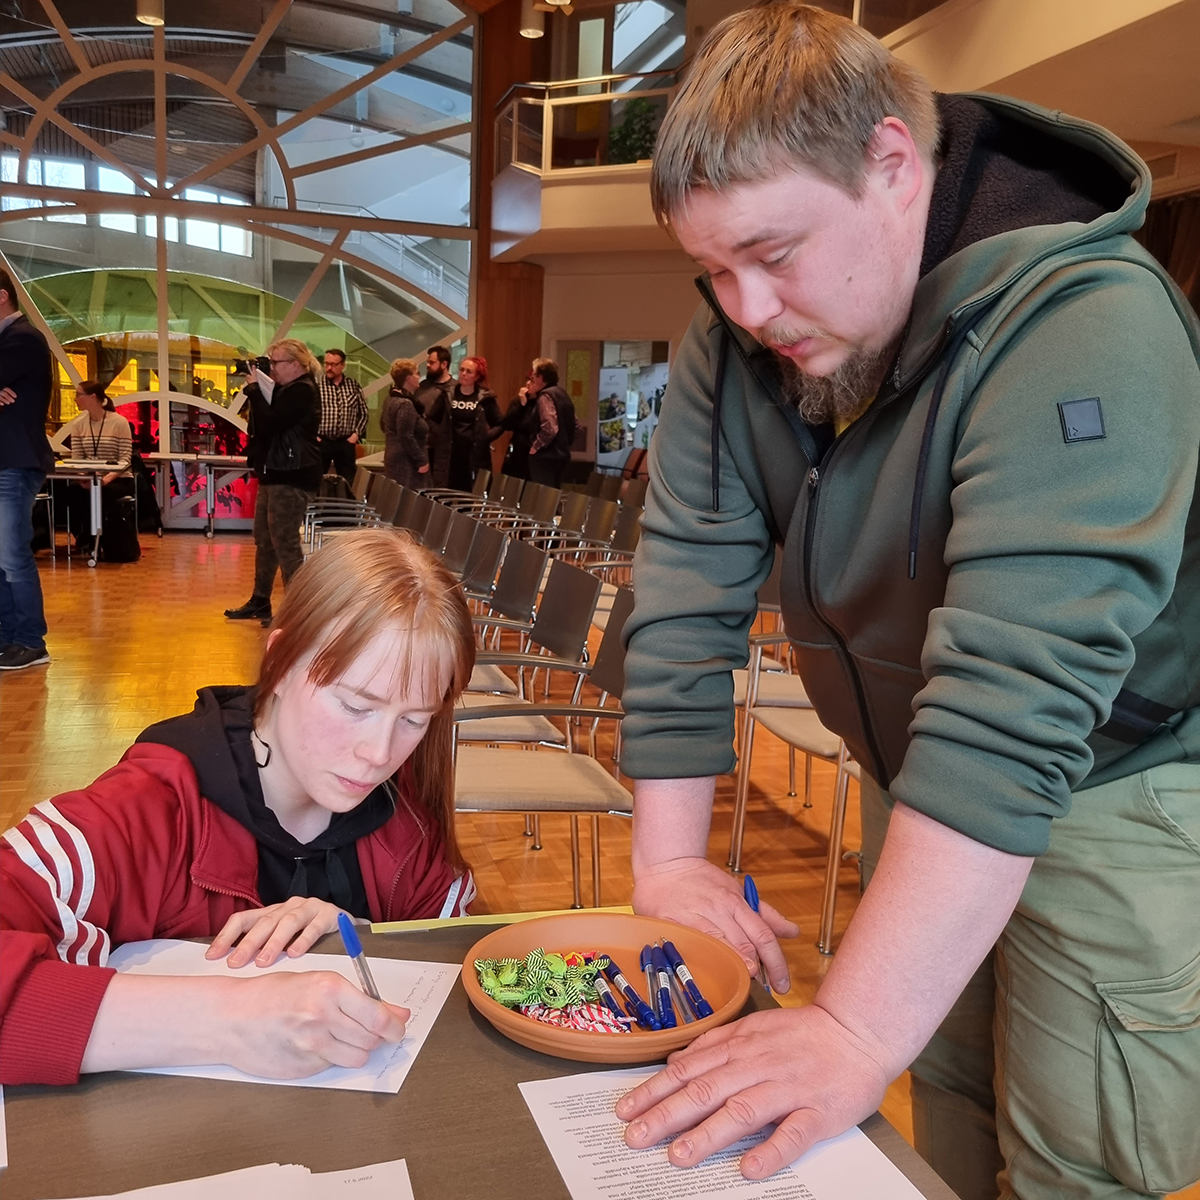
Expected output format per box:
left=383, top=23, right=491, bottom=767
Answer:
left=620, top=306, right=776, bottom=779
left=352, top=382, right=368, bottom=439
left=0, top=747, right=201, bottom=1084
left=384, top=805, right=476, bottom=921
left=529, top=393, right=559, bottom=455
left=890, top=263, right=1200, bottom=856
left=391, top=401, right=426, bottom=468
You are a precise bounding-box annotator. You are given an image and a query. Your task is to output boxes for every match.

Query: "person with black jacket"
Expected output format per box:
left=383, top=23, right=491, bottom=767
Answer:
left=224, top=338, right=321, bottom=623
left=435, top=356, right=502, bottom=492
left=415, top=345, right=455, bottom=488
left=525, top=358, right=576, bottom=488
left=0, top=268, right=54, bottom=672
left=381, top=357, right=429, bottom=490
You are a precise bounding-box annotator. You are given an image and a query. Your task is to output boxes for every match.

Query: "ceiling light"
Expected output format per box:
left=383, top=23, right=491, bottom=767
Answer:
left=136, top=0, right=165, bottom=26
left=519, top=0, right=544, bottom=38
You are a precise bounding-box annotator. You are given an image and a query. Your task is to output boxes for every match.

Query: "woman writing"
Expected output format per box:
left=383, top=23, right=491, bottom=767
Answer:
left=225, top=339, right=321, bottom=623
left=1, top=530, right=476, bottom=1086
left=380, top=358, right=429, bottom=490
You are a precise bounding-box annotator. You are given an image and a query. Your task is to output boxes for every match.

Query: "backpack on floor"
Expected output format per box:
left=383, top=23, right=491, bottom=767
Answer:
left=100, top=494, right=141, bottom=563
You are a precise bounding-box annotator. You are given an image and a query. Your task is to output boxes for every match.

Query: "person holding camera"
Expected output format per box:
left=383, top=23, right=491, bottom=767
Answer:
left=224, top=339, right=321, bottom=624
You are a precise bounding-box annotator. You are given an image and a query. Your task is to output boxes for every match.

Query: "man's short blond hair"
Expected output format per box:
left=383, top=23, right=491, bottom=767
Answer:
left=266, top=337, right=320, bottom=378
left=651, top=2, right=938, bottom=221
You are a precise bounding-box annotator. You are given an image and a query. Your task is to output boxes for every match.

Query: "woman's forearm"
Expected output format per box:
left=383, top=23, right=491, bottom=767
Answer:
left=815, top=801, right=1033, bottom=1075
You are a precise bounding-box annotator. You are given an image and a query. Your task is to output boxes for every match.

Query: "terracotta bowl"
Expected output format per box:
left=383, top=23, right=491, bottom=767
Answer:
left=462, top=911, right=751, bottom=1063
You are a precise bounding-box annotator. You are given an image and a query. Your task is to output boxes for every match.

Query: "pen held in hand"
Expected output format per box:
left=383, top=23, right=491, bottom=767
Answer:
left=742, top=874, right=772, bottom=995
left=337, top=911, right=382, bottom=1001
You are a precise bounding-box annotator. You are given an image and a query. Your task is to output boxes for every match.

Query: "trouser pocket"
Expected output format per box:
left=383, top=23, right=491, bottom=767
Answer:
left=1095, top=949, right=1200, bottom=1194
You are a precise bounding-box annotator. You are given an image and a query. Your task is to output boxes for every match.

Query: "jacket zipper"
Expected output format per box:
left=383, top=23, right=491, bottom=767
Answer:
left=802, top=442, right=890, bottom=785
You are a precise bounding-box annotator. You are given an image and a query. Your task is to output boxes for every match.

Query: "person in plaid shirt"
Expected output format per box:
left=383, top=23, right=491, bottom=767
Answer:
left=317, top=349, right=368, bottom=486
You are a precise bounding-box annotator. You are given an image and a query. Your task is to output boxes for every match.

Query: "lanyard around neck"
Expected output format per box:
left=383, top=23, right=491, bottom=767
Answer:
left=85, top=413, right=106, bottom=459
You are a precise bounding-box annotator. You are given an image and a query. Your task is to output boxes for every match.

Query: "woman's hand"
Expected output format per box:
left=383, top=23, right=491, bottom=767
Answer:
left=101, top=471, right=119, bottom=485
left=206, top=897, right=346, bottom=968
left=418, top=463, right=430, bottom=474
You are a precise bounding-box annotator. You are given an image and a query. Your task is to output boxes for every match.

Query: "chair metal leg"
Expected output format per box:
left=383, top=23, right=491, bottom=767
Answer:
left=727, top=712, right=758, bottom=871
left=524, top=815, right=533, bottom=837
left=804, top=754, right=813, bottom=809
left=817, top=748, right=851, bottom=955
left=532, top=814, right=542, bottom=851
left=591, top=814, right=601, bottom=907
left=788, top=746, right=797, bottom=796
left=570, top=816, right=583, bottom=909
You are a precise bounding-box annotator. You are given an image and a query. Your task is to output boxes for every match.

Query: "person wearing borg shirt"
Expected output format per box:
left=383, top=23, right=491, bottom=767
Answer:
left=317, top=349, right=367, bottom=488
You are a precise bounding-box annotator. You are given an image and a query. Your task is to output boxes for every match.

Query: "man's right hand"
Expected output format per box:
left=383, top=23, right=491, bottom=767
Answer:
left=633, top=857, right=798, bottom=993
left=0, top=386, right=17, bottom=406
left=220, top=971, right=410, bottom=1078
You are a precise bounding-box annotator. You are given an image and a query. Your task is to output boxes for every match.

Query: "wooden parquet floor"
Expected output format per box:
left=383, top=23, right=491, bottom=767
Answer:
left=9, top=533, right=1197, bottom=1199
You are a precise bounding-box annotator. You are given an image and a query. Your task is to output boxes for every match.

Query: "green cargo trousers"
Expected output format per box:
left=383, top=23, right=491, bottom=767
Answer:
left=860, top=762, right=1200, bottom=1200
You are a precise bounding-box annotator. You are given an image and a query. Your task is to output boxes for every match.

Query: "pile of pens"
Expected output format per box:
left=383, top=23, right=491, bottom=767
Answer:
left=588, top=940, right=715, bottom=1032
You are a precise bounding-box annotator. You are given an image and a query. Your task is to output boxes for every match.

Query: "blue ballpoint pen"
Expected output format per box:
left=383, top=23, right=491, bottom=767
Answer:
left=742, top=874, right=772, bottom=995
left=650, top=946, right=678, bottom=1028
left=639, top=945, right=658, bottom=1019
left=586, top=957, right=630, bottom=1023
left=660, top=939, right=715, bottom=1018
left=337, top=912, right=382, bottom=1001
left=603, top=955, right=661, bottom=1030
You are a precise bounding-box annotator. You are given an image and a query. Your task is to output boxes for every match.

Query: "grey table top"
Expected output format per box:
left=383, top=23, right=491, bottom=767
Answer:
left=3, top=927, right=958, bottom=1200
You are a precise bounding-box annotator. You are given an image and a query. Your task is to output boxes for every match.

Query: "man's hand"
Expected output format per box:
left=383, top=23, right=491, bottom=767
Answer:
left=348, top=432, right=359, bottom=445
left=220, top=971, right=410, bottom=1078
left=617, top=1005, right=890, bottom=1179
left=0, top=386, right=17, bottom=406
left=418, top=463, right=430, bottom=474
left=206, top=896, right=344, bottom=968
left=633, top=857, right=798, bottom=992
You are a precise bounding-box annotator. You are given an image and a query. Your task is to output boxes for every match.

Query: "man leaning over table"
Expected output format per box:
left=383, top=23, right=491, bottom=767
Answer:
left=614, top=7, right=1200, bottom=1200
left=0, top=266, right=54, bottom=672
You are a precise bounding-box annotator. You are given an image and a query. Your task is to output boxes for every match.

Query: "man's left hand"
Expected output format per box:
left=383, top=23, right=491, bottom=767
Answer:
left=617, top=1004, right=890, bottom=1180
left=0, top=386, right=17, bottom=406
left=348, top=433, right=359, bottom=445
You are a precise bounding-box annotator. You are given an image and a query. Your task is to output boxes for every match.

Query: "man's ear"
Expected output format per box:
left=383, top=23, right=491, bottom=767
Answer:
left=867, top=116, right=926, bottom=215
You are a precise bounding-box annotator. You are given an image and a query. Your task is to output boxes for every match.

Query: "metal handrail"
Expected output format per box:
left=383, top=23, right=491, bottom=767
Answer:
left=495, top=68, right=681, bottom=111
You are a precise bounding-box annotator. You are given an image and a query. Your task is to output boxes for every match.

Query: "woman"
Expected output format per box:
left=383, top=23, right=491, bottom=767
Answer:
left=1, top=530, right=477, bottom=1086
left=52, top=381, right=135, bottom=548
left=381, top=358, right=429, bottom=490
left=433, top=356, right=502, bottom=492
left=225, top=339, right=321, bottom=623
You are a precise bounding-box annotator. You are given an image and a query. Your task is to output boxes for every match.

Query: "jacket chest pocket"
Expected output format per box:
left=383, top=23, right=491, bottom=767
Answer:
left=1094, top=949, right=1200, bottom=1194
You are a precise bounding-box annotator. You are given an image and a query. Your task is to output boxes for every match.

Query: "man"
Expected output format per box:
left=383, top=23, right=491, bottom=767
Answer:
left=316, top=349, right=366, bottom=488
left=0, top=268, right=54, bottom=671
left=525, top=358, right=576, bottom=488
left=416, top=345, right=455, bottom=488
left=615, top=7, right=1200, bottom=1200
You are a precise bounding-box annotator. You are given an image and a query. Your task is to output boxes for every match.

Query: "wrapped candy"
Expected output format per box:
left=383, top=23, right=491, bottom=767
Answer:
left=475, top=949, right=629, bottom=1031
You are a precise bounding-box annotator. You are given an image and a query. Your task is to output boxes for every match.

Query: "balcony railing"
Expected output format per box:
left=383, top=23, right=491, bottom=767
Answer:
left=494, top=70, right=679, bottom=176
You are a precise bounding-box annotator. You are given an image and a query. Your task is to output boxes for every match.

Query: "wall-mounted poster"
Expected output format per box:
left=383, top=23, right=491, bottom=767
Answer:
left=597, top=367, right=629, bottom=424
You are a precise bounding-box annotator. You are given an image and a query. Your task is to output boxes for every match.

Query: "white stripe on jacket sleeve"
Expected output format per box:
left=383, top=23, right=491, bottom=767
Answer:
left=2, top=801, right=110, bottom=966
left=437, top=870, right=476, bottom=919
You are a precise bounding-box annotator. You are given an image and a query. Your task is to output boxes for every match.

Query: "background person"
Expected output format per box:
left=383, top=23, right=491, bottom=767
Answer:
left=526, top=358, right=576, bottom=489
left=225, top=339, right=321, bottom=624
left=0, top=266, right=53, bottom=672
left=316, top=348, right=367, bottom=490
left=52, top=381, right=134, bottom=547
left=443, top=356, right=502, bottom=492
left=381, top=358, right=429, bottom=490
left=416, top=345, right=455, bottom=488
left=1, top=530, right=477, bottom=1087
left=614, top=6, right=1200, bottom=1200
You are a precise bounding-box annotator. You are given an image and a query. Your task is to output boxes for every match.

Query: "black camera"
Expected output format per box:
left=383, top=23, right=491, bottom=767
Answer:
left=233, top=356, right=271, bottom=375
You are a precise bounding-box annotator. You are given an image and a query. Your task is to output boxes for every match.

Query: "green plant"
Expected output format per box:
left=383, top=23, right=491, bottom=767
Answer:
left=608, top=98, right=659, bottom=165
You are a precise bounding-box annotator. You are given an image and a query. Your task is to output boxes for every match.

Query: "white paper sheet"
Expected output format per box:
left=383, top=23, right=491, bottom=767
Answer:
left=52, top=1158, right=414, bottom=1199
left=519, top=1069, right=927, bottom=1200
left=252, top=367, right=276, bottom=403
left=108, top=939, right=458, bottom=1094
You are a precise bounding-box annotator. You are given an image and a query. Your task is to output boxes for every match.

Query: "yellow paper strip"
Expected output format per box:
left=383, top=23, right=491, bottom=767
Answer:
left=370, top=905, right=634, bottom=934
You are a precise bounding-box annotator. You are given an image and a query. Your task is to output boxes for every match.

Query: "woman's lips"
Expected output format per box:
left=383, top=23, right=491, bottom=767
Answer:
left=335, top=774, right=376, bottom=794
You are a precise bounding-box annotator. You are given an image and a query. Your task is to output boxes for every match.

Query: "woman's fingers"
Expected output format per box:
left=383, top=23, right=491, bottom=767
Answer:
left=207, top=906, right=279, bottom=960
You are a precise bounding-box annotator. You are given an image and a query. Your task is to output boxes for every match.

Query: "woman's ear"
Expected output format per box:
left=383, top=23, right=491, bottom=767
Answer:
left=266, top=628, right=283, bottom=652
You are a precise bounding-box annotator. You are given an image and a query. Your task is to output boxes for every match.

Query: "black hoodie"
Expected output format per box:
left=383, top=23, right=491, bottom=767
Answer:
left=136, top=687, right=394, bottom=917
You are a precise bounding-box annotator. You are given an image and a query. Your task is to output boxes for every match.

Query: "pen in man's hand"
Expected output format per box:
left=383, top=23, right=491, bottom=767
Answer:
left=742, top=874, right=771, bottom=995
left=337, top=912, right=382, bottom=1001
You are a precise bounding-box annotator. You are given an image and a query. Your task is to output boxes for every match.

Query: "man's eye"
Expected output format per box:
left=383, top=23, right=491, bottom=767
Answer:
left=763, top=252, right=792, bottom=269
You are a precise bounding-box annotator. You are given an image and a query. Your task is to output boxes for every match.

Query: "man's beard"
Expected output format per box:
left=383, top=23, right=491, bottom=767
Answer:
left=771, top=339, right=894, bottom=425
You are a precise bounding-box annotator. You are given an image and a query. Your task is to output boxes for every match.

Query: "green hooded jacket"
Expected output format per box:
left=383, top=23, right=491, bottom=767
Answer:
left=621, top=94, right=1200, bottom=857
